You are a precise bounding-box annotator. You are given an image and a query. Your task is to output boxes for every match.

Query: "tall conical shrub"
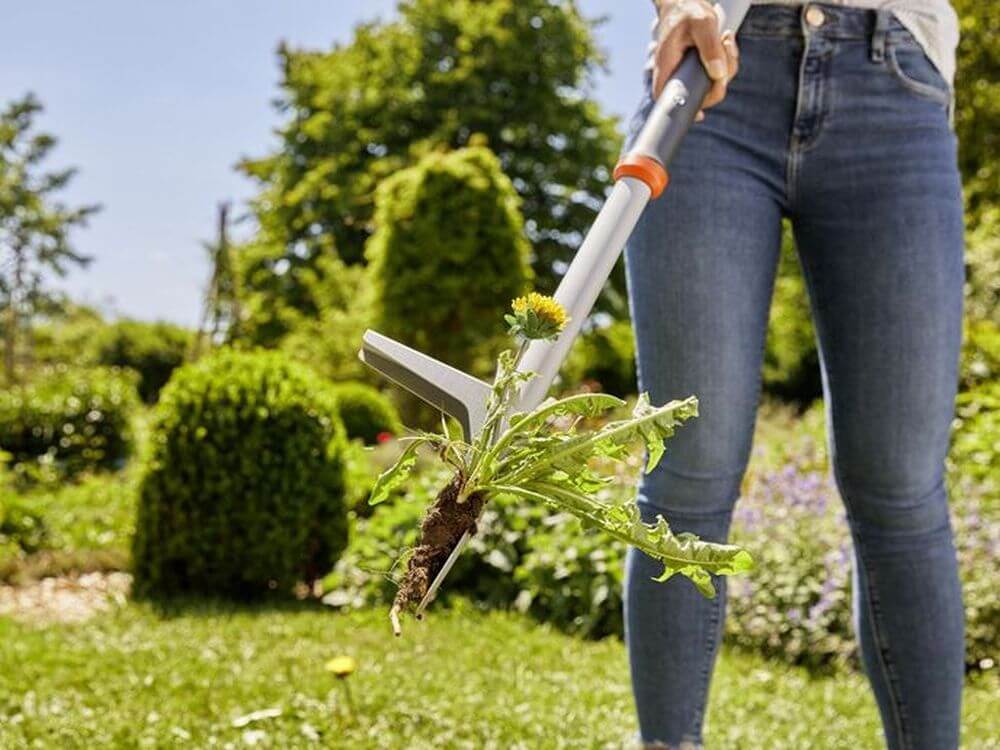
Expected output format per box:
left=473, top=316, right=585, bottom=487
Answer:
left=367, top=145, right=531, bottom=377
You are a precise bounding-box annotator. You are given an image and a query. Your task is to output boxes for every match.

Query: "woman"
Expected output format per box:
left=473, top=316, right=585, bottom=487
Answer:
left=623, top=1, right=964, bottom=748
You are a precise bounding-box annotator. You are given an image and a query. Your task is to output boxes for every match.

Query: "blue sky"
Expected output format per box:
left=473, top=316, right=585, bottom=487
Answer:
left=1, top=1, right=652, bottom=326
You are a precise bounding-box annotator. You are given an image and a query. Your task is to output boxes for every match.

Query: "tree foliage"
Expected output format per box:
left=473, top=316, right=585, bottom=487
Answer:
left=235, top=238, right=345, bottom=348
left=275, top=269, right=373, bottom=382
left=368, top=146, right=531, bottom=375
left=31, top=304, right=106, bottom=367
left=0, top=94, right=99, bottom=382
left=240, top=0, right=621, bottom=320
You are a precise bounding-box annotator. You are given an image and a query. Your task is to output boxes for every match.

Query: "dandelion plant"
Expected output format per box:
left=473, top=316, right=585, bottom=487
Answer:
left=371, top=294, right=753, bottom=634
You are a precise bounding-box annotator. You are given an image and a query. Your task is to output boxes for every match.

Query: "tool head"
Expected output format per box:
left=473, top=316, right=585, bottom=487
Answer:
left=359, top=329, right=492, bottom=441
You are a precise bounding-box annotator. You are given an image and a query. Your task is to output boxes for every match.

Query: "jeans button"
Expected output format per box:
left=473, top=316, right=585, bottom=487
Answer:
left=805, top=5, right=826, bottom=28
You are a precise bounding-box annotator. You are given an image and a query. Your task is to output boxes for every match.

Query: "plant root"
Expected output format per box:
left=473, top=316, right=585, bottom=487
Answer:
left=390, top=473, right=486, bottom=634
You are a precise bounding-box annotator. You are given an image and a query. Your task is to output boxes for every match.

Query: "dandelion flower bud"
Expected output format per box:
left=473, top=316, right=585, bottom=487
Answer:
left=506, top=293, right=569, bottom=341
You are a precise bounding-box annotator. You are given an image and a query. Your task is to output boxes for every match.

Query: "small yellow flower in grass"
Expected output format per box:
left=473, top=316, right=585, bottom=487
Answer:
left=327, top=655, right=357, bottom=718
left=506, top=293, right=569, bottom=341
left=325, top=655, right=357, bottom=678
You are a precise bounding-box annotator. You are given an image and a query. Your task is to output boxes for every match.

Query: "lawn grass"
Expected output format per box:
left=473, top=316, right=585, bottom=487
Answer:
left=1, top=603, right=997, bottom=749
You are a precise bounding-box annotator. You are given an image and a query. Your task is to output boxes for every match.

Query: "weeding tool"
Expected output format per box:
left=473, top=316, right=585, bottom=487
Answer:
left=359, top=0, right=752, bottom=615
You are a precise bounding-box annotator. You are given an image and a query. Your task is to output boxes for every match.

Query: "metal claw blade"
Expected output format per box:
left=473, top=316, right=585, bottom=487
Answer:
left=360, top=330, right=491, bottom=441
left=416, top=529, right=469, bottom=616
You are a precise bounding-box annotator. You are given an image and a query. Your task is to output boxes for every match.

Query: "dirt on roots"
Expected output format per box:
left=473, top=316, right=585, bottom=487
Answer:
left=390, top=473, right=486, bottom=634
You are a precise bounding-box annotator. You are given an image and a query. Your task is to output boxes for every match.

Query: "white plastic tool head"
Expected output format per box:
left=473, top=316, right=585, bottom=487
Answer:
left=359, top=329, right=491, bottom=441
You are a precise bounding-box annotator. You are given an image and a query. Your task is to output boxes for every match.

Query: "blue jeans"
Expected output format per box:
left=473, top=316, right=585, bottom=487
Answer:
left=623, top=5, right=964, bottom=749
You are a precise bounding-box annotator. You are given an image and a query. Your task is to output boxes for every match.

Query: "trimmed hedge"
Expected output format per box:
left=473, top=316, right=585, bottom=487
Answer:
left=132, top=349, right=349, bottom=599
left=333, top=382, right=402, bottom=445
left=0, top=367, right=138, bottom=481
left=0, top=495, right=49, bottom=559
left=94, top=319, right=193, bottom=403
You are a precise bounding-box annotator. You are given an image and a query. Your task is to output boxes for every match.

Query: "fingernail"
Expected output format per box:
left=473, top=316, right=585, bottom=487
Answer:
left=708, top=59, right=727, bottom=80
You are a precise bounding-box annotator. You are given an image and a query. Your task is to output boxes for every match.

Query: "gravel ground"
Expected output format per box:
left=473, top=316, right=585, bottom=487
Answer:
left=0, top=572, right=131, bottom=624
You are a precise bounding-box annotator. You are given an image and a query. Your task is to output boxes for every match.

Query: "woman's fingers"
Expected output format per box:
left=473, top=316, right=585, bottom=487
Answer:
left=652, top=26, right=686, bottom=97
left=651, top=0, right=740, bottom=118
left=688, top=5, right=729, bottom=83
left=700, top=31, right=739, bottom=112
left=723, top=29, right=740, bottom=77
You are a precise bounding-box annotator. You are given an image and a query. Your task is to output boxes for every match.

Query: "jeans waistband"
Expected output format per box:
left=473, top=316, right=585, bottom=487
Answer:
left=740, top=3, right=907, bottom=40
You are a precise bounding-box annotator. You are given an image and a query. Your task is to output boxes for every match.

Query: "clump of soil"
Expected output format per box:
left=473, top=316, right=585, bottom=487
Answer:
left=390, top=473, right=486, bottom=635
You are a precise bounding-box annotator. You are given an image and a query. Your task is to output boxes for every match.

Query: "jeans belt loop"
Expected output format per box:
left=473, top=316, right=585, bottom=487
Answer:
left=870, top=9, right=891, bottom=63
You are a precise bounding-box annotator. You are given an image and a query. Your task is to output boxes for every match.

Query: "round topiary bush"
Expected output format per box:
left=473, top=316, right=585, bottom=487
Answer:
left=0, top=366, right=138, bottom=481
left=132, top=349, right=349, bottom=599
left=332, top=382, right=402, bottom=444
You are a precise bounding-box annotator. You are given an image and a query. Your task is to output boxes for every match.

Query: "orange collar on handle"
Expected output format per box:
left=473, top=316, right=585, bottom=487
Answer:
left=613, top=154, right=669, bottom=199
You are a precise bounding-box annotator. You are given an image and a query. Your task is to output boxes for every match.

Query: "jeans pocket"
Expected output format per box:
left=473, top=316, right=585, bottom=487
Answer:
left=885, top=43, right=951, bottom=108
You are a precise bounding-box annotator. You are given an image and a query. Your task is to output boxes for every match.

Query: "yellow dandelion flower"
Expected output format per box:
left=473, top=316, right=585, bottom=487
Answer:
left=507, top=293, right=569, bottom=341
left=325, top=655, right=357, bottom=678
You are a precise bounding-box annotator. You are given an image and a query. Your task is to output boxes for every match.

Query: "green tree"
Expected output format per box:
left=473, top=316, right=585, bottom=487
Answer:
left=0, top=94, right=99, bottom=382
left=367, top=146, right=531, bottom=377
left=240, top=0, right=620, bottom=322
left=235, top=237, right=344, bottom=348
left=31, top=303, right=106, bottom=367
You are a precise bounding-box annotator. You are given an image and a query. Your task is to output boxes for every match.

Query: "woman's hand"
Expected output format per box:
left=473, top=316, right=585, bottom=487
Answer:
left=653, top=0, right=740, bottom=120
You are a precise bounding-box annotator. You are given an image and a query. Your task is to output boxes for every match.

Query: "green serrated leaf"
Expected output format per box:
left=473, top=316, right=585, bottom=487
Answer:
left=640, top=423, right=665, bottom=472
left=485, top=480, right=753, bottom=599
left=500, top=395, right=698, bottom=486
left=368, top=440, right=422, bottom=505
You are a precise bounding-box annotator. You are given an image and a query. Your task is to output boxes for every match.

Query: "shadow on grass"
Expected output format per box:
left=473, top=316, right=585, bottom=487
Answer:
left=132, top=589, right=333, bottom=621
